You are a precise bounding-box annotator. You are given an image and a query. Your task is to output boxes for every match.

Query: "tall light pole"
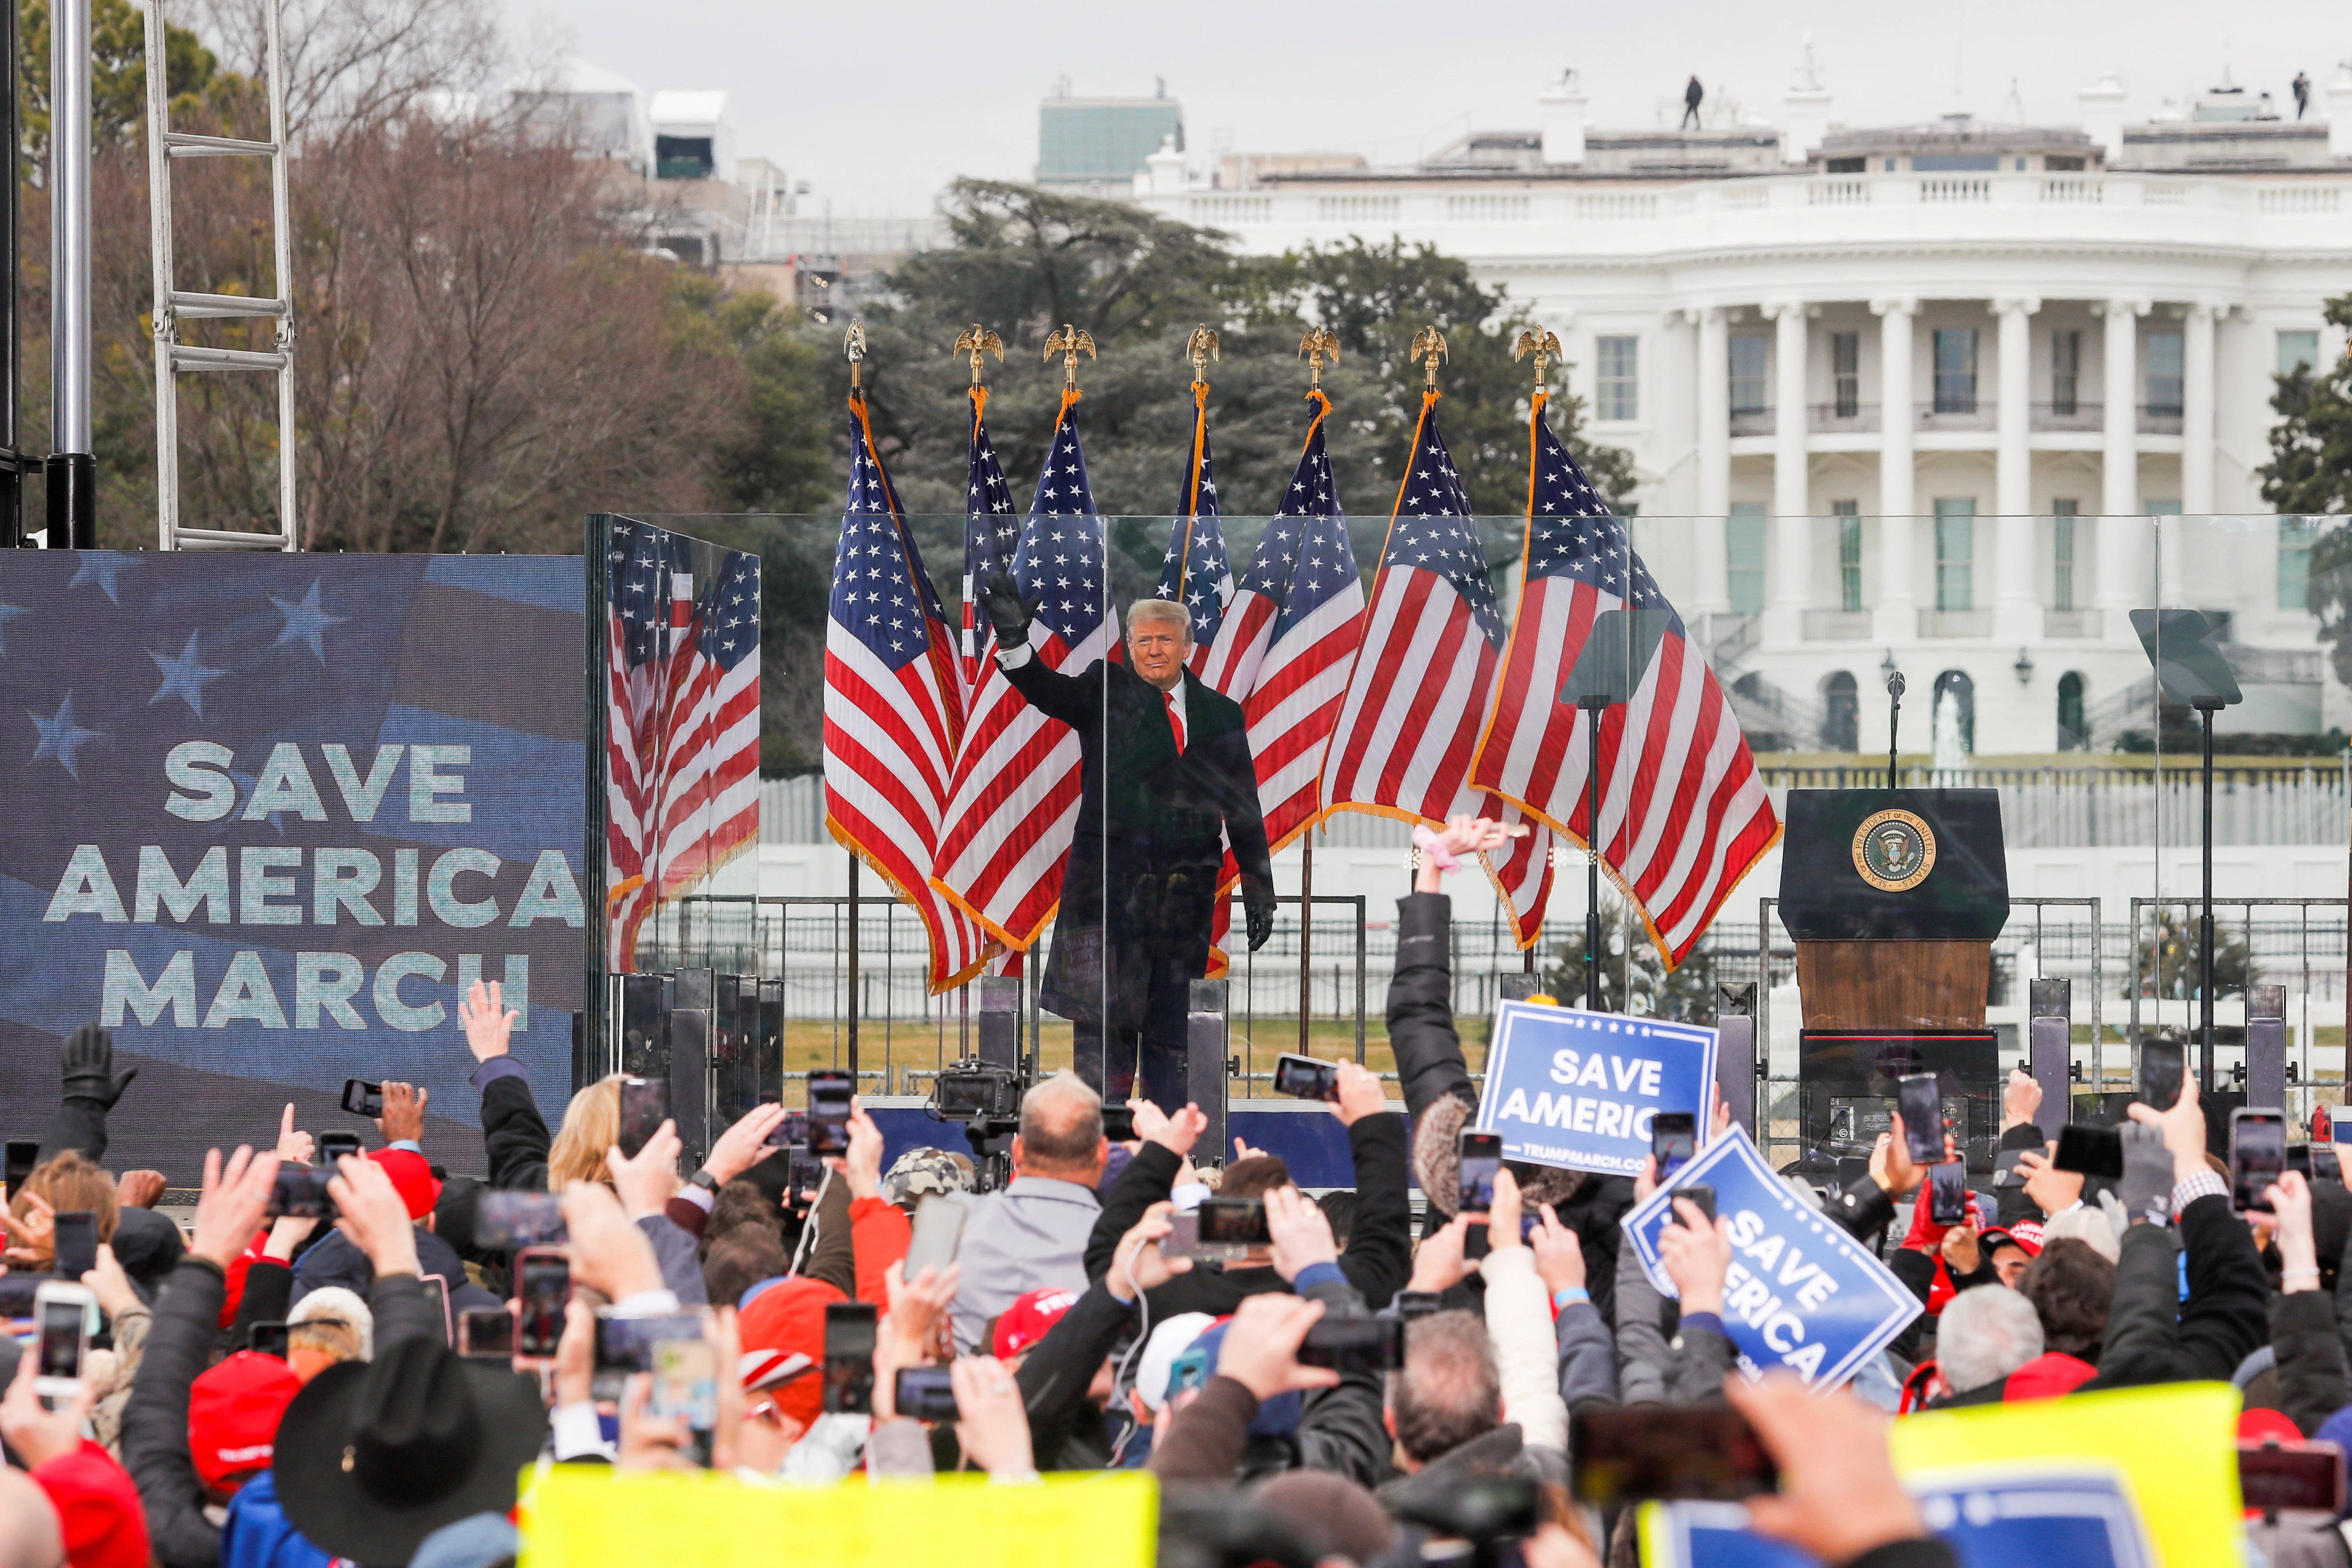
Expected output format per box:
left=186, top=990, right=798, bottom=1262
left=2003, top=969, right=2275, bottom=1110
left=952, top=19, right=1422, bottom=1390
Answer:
left=47, top=0, right=95, bottom=545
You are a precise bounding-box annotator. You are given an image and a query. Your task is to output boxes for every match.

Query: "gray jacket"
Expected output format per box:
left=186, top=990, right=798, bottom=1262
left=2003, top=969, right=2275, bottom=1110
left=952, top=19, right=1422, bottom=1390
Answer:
left=1612, top=1233, right=1735, bottom=1404
left=948, top=1176, right=1101, bottom=1351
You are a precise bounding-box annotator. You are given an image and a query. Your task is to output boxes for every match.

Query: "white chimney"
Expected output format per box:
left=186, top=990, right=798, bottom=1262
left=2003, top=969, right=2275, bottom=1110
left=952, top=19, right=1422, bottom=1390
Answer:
left=2079, top=71, right=2127, bottom=161
left=1145, top=134, right=1185, bottom=195
left=1539, top=70, right=1588, bottom=166
left=1779, top=34, right=1832, bottom=163
left=2331, top=63, right=2352, bottom=158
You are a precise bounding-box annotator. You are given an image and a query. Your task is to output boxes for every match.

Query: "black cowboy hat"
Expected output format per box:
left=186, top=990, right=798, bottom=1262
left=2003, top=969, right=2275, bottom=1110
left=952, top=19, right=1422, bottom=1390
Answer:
left=273, top=1334, right=547, bottom=1567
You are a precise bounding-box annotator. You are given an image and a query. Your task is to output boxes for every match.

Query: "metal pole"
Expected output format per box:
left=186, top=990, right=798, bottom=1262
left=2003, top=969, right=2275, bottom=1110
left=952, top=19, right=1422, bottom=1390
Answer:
left=0, top=0, right=19, bottom=547
left=1298, top=833, right=1313, bottom=1056
left=2200, top=704, right=2216, bottom=1090
left=1585, top=699, right=1604, bottom=1011
left=47, top=0, right=95, bottom=545
left=846, top=856, right=860, bottom=1086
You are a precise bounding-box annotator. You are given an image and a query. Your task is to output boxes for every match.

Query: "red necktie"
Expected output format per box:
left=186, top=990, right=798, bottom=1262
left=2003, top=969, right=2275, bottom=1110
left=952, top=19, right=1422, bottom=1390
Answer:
left=1165, top=690, right=1186, bottom=754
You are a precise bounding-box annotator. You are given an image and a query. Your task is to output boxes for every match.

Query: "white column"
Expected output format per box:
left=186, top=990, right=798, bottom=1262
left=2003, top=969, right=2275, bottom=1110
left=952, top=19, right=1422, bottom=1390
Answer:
left=1693, top=306, right=1731, bottom=616
left=1768, top=301, right=1810, bottom=641
left=2182, top=300, right=2218, bottom=516
left=2097, top=298, right=2147, bottom=637
left=1993, top=296, right=2042, bottom=641
left=1872, top=297, right=1917, bottom=644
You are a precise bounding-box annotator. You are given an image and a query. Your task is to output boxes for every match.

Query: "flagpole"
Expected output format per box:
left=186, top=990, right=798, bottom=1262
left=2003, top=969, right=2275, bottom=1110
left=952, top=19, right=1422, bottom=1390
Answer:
left=844, top=323, right=865, bottom=1088
left=1510, top=328, right=1568, bottom=994
left=1294, top=328, right=1340, bottom=1058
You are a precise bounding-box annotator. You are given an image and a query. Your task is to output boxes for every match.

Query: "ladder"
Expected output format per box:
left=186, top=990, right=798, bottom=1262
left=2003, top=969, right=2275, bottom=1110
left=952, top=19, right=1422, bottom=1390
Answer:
left=142, top=0, right=297, bottom=550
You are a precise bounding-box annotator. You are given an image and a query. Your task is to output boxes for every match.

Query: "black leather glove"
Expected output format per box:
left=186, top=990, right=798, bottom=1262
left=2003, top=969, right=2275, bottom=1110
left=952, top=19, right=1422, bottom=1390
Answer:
left=981, top=573, right=1039, bottom=646
left=60, top=1023, right=136, bottom=1109
left=2115, top=1120, right=2174, bottom=1225
left=1242, top=877, right=1277, bottom=953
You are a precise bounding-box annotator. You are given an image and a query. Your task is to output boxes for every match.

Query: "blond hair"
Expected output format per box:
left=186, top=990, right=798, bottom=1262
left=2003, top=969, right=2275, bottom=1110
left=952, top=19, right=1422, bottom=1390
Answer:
left=547, top=1074, right=623, bottom=1187
left=12, top=1150, right=119, bottom=1246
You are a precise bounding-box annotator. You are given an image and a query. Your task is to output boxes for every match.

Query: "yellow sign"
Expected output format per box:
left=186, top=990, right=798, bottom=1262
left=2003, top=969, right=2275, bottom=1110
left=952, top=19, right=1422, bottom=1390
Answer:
left=519, top=1466, right=1159, bottom=1568
left=1852, top=809, right=1935, bottom=893
left=1891, top=1382, right=2242, bottom=1568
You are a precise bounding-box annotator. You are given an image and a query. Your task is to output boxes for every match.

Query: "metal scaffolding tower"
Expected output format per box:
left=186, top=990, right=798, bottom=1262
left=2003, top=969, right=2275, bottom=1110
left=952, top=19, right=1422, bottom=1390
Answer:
left=142, top=0, right=298, bottom=550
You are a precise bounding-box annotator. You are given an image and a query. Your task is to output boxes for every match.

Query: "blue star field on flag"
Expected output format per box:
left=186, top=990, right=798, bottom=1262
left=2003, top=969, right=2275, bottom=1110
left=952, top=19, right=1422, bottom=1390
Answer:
left=832, top=415, right=947, bottom=672
left=1386, top=407, right=1505, bottom=645
left=608, top=521, right=690, bottom=672
left=1249, top=406, right=1356, bottom=644
left=1157, top=394, right=1233, bottom=649
left=958, top=394, right=1019, bottom=670
left=694, top=550, right=761, bottom=674
left=1527, top=419, right=1672, bottom=625
left=1012, top=399, right=1106, bottom=646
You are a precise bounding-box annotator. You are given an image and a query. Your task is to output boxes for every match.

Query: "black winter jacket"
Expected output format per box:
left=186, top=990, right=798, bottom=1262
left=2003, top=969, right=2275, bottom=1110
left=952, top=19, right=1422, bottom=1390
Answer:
left=478, top=1067, right=554, bottom=1191
left=1084, top=1118, right=1414, bottom=1316
left=122, top=1257, right=443, bottom=1568
left=2084, top=1193, right=2268, bottom=1390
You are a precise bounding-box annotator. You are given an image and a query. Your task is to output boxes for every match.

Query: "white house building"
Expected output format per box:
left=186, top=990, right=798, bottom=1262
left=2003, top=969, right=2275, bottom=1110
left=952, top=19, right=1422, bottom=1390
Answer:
left=1133, top=62, right=2352, bottom=758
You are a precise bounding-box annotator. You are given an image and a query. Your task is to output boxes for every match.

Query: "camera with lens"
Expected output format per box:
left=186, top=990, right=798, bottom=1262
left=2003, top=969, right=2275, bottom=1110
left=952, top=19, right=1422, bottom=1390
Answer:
left=926, top=1059, right=1029, bottom=1192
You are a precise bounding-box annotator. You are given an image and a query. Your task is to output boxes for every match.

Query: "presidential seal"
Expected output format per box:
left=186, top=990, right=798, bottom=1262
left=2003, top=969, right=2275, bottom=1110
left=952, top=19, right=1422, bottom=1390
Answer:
left=1852, top=809, right=1935, bottom=892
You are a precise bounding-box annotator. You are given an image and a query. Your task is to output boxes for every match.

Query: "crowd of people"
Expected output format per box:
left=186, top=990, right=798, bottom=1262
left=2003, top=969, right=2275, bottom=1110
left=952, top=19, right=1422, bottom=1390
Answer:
left=0, top=813, right=2337, bottom=1568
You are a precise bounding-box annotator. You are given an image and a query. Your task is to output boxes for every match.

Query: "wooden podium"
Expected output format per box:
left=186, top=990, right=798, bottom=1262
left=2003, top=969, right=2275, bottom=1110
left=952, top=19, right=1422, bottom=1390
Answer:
left=1777, top=789, right=2010, bottom=1030
left=1777, top=789, right=2010, bottom=1170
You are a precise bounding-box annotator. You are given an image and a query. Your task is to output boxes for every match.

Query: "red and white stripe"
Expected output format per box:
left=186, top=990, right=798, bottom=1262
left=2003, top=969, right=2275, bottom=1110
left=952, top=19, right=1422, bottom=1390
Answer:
left=1318, top=563, right=1500, bottom=830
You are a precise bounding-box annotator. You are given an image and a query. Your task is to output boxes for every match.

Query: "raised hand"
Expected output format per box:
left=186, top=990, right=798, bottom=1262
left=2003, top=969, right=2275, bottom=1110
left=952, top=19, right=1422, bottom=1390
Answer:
left=461, top=979, right=519, bottom=1063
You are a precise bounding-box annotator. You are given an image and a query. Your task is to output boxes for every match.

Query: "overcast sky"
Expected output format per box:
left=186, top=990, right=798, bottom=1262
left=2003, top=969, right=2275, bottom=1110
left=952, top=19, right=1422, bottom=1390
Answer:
left=506, top=0, right=2348, bottom=213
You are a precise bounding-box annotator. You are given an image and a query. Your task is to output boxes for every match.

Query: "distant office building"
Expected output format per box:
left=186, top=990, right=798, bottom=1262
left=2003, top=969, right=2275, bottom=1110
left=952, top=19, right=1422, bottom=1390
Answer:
left=1038, top=84, right=1184, bottom=195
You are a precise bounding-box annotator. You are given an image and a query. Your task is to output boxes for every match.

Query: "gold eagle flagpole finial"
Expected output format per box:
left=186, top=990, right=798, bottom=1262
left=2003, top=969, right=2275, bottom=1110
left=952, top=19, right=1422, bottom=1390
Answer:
left=1298, top=326, right=1339, bottom=389
left=1184, top=325, right=1219, bottom=386
left=1045, top=324, right=1097, bottom=389
left=1411, top=326, right=1448, bottom=389
left=953, top=323, right=1004, bottom=388
left=1512, top=327, right=1563, bottom=396
left=844, top=321, right=868, bottom=390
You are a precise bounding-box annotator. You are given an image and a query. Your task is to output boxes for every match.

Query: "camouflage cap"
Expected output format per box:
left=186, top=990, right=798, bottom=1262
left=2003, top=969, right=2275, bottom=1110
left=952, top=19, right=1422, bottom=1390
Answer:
left=883, top=1146, right=976, bottom=1207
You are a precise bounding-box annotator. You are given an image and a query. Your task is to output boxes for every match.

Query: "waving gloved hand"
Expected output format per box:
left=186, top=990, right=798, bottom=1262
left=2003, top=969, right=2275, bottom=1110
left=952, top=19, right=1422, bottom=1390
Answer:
left=60, top=1024, right=136, bottom=1110
left=980, top=574, right=1039, bottom=648
left=1242, top=876, right=1277, bottom=952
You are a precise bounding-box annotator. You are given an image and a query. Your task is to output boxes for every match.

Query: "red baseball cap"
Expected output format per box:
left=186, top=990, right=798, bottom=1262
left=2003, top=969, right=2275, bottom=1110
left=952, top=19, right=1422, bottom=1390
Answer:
left=369, top=1148, right=442, bottom=1220
left=188, top=1350, right=302, bottom=1493
left=736, top=1276, right=847, bottom=1434
left=992, top=1287, right=1079, bottom=1360
left=1983, top=1222, right=2044, bottom=1259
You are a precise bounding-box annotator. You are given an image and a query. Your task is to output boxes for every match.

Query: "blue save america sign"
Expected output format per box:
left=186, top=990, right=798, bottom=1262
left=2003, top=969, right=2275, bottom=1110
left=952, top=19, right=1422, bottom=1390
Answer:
left=1474, top=1002, right=1716, bottom=1176
left=1643, top=1468, right=2156, bottom=1568
left=1622, top=1128, right=1921, bottom=1386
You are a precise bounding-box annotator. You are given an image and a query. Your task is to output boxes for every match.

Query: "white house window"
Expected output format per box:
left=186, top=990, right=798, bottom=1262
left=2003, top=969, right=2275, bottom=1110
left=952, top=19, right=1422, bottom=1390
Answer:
left=1935, top=499, right=1976, bottom=611
left=2278, top=331, right=2320, bottom=376
left=1728, top=505, right=1766, bottom=614
left=1596, top=336, right=1639, bottom=421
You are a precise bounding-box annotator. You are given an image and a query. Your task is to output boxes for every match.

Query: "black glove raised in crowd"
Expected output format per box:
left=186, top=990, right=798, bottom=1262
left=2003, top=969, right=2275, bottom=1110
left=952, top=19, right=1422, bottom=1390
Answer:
left=60, top=1022, right=136, bottom=1109
left=981, top=573, right=1038, bottom=648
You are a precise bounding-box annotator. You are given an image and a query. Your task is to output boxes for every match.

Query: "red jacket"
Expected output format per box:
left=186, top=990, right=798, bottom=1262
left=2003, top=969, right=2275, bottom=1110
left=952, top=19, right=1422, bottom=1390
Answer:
left=33, top=1440, right=151, bottom=1568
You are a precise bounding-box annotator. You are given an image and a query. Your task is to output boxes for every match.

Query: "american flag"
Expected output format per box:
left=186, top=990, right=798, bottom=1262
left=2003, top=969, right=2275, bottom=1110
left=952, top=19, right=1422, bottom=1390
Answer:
left=825, top=394, right=988, bottom=991
left=1318, top=393, right=1507, bottom=830
left=956, top=387, right=1019, bottom=691
left=931, top=393, right=1115, bottom=947
left=1157, top=384, right=1232, bottom=672
left=605, top=521, right=694, bottom=968
left=647, top=547, right=761, bottom=906
left=1198, top=390, right=1364, bottom=856
left=1467, top=400, right=1778, bottom=965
